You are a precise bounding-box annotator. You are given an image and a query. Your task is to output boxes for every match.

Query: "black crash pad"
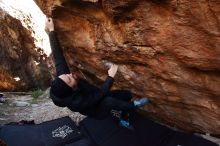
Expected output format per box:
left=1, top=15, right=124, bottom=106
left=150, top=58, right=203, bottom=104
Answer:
left=0, top=117, right=82, bottom=146
left=0, top=113, right=218, bottom=146
left=80, top=112, right=218, bottom=146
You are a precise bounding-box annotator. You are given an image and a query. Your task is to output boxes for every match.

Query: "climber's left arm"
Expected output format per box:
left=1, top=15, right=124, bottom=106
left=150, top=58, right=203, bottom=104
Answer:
left=45, top=18, right=70, bottom=76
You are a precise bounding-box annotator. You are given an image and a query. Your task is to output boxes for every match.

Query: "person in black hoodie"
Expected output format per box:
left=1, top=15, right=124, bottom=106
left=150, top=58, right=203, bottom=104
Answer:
left=45, top=18, right=148, bottom=129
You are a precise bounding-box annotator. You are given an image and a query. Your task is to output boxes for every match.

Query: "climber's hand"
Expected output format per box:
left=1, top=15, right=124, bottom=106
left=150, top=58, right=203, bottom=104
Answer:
left=108, top=64, right=118, bottom=78
left=45, top=17, right=54, bottom=32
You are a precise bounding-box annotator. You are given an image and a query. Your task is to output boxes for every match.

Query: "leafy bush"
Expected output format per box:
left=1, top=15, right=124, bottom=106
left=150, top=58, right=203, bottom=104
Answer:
left=31, top=89, right=43, bottom=98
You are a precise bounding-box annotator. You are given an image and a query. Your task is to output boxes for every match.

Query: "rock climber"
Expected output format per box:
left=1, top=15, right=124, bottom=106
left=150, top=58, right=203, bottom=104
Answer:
left=45, top=17, right=148, bottom=129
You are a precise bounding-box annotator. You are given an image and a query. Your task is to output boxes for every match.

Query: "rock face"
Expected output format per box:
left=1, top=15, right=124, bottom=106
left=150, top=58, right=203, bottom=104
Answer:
left=35, top=0, right=220, bottom=134
left=0, top=9, right=51, bottom=91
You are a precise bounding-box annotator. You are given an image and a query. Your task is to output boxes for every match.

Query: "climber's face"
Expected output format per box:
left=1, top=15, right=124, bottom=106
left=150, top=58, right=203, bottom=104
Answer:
left=58, top=73, right=78, bottom=88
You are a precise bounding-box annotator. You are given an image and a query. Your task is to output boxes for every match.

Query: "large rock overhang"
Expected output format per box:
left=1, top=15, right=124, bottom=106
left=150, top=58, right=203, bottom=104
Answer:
left=35, top=0, right=220, bottom=135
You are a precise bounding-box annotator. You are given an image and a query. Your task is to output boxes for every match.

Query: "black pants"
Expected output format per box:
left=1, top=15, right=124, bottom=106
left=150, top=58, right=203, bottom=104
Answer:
left=95, top=90, right=134, bottom=119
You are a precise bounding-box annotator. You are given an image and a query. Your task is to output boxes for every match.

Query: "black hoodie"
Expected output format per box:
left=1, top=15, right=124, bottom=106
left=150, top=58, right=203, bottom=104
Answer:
left=49, top=31, right=114, bottom=117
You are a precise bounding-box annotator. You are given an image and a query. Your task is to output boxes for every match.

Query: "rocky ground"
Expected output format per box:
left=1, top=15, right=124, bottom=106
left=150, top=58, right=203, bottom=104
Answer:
left=0, top=89, right=219, bottom=145
left=0, top=89, right=85, bottom=125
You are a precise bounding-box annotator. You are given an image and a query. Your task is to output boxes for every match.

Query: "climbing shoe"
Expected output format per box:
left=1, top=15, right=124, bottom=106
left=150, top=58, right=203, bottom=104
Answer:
left=119, top=119, right=134, bottom=130
left=133, top=97, right=148, bottom=108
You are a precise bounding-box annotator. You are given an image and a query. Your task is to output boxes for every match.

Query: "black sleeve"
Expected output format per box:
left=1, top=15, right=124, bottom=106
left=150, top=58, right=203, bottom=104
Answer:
left=49, top=31, right=70, bottom=76
left=77, top=76, right=114, bottom=109
left=98, top=76, right=114, bottom=97
left=92, top=76, right=114, bottom=106
left=78, top=76, right=114, bottom=96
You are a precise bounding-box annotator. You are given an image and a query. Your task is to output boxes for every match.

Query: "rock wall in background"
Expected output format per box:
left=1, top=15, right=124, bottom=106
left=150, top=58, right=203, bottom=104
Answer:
left=35, top=0, right=220, bottom=134
left=0, top=9, right=51, bottom=91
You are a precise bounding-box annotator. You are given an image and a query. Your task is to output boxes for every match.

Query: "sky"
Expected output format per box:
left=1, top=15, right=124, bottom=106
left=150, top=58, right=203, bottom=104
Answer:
left=0, top=0, right=51, bottom=56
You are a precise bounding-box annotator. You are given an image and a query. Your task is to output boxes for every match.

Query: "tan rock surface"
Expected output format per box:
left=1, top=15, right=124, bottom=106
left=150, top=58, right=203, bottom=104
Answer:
left=34, top=0, right=219, bottom=135
left=0, top=9, right=51, bottom=91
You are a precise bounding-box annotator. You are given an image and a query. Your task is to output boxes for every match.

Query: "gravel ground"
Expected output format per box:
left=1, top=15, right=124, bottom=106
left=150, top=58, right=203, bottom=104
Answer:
left=28, top=101, right=86, bottom=125
left=0, top=90, right=85, bottom=125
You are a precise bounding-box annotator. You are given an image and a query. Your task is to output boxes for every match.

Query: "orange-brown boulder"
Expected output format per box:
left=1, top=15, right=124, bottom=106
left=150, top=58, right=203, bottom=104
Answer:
left=35, top=0, right=220, bottom=134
